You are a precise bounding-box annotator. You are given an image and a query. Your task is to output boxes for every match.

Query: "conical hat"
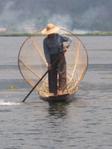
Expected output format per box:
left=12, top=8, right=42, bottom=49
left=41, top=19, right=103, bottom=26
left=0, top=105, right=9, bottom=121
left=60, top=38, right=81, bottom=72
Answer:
left=41, top=23, right=60, bottom=35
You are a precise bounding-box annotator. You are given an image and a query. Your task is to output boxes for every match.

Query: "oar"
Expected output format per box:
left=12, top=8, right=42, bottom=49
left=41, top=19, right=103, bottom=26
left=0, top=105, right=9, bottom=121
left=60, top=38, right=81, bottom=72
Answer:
left=22, top=70, right=48, bottom=102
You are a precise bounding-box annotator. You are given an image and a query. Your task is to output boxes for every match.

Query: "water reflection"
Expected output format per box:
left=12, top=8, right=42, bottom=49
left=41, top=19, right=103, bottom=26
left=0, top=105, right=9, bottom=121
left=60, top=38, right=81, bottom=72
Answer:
left=48, top=101, right=70, bottom=118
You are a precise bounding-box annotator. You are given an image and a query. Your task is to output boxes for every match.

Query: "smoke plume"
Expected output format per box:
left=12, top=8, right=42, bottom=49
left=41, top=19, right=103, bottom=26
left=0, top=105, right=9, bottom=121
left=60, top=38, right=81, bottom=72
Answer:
left=0, top=0, right=112, bottom=32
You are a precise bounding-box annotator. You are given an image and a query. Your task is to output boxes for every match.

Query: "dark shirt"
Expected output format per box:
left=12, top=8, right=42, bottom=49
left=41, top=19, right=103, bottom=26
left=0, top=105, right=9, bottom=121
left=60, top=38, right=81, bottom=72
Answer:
left=43, top=34, right=71, bottom=64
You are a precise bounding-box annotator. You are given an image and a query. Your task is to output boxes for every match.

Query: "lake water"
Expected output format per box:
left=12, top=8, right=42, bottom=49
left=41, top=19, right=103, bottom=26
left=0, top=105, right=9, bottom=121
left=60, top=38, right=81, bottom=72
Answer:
left=0, top=36, right=112, bottom=149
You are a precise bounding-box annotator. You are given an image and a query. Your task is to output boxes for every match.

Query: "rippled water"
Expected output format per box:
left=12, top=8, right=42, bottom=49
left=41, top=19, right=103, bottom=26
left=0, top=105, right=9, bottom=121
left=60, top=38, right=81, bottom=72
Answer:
left=0, top=36, right=112, bottom=149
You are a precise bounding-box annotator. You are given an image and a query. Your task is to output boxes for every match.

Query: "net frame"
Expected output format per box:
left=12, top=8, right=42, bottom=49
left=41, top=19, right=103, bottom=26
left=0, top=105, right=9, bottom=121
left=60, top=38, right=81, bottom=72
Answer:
left=18, top=28, right=88, bottom=97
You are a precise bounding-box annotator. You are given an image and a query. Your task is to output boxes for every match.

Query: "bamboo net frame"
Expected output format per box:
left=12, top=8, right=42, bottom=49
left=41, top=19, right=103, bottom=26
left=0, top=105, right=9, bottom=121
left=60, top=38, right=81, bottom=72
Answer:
left=18, top=28, right=88, bottom=97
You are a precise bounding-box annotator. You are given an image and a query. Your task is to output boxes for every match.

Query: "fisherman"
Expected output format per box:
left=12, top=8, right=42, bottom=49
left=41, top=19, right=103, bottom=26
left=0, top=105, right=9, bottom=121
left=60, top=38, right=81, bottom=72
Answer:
left=41, top=23, right=71, bottom=95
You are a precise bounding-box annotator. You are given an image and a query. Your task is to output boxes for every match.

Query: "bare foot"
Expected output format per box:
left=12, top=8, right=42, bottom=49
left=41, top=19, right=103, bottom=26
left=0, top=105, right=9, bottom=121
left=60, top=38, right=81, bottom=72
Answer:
left=57, top=90, right=63, bottom=95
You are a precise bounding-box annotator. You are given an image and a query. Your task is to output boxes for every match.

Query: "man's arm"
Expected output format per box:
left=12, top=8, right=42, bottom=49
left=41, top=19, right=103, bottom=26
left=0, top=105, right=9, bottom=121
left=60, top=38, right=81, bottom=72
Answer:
left=61, top=36, right=72, bottom=50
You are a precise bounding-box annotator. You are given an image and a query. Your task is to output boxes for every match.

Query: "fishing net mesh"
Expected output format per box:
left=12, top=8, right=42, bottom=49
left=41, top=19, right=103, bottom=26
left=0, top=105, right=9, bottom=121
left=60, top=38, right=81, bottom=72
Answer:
left=18, top=29, right=88, bottom=97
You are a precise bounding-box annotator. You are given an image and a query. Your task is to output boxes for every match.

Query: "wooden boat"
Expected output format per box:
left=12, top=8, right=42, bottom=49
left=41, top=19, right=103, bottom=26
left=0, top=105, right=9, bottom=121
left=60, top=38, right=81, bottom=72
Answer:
left=18, top=26, right=88, bottom=102
left=41, top=94, right=72, bottom=102
left=39, top=86, right=79, bottom=102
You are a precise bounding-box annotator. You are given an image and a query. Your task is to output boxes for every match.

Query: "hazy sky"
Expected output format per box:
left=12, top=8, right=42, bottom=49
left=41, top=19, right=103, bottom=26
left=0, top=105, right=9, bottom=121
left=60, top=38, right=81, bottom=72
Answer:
left=0, top=0, right=112, bottom=31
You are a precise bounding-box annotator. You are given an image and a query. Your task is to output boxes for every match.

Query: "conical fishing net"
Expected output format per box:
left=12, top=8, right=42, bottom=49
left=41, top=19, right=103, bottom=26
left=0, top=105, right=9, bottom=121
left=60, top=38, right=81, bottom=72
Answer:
left=18, top=27, right=88, bottom=97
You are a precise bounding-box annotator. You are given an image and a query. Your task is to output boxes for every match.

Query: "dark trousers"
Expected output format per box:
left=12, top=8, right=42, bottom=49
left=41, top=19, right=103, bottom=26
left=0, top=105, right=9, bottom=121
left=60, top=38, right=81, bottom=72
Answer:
left=48, top=53, right=66, bottom=94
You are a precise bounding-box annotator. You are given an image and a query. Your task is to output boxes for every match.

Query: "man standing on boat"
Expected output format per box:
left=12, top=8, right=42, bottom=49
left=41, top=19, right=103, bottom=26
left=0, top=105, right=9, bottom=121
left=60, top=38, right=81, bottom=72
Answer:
left=41, top=23, right=71, bottom=95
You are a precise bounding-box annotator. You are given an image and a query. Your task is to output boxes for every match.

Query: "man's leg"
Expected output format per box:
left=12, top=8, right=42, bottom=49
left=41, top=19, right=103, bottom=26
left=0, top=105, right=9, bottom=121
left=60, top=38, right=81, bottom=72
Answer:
left=48, top=55, right=58, bottom=94
left=58, top=54, right=67, bottom=91
left=59, top=66, right=66, bottom=91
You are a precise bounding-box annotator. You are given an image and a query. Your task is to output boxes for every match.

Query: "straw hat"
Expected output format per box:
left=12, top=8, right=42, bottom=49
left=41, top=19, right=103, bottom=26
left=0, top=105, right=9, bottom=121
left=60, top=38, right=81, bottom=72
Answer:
left=41, top=23, right=60, bottom=35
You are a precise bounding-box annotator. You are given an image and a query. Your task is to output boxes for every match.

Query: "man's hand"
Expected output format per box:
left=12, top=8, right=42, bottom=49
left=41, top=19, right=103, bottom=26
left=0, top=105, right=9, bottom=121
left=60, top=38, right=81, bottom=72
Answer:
left=65, top=45, right=70, bottom=48
left=63, top=45, right=70, bottom=52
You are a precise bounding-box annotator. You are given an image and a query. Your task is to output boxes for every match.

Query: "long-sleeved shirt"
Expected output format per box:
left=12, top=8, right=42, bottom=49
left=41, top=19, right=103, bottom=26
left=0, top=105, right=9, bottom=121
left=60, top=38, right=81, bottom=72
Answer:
left=43, top=33, right=71, bottom=64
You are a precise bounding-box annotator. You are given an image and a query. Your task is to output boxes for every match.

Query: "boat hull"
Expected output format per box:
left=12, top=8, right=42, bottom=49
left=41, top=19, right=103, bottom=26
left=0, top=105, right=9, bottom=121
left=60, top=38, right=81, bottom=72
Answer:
left=40, top=93, right=74, bottom=103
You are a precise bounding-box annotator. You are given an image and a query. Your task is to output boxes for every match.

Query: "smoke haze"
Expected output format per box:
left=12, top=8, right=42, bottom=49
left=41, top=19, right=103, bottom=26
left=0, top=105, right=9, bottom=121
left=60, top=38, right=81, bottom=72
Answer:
left=0, top=0, right=112, bottom=32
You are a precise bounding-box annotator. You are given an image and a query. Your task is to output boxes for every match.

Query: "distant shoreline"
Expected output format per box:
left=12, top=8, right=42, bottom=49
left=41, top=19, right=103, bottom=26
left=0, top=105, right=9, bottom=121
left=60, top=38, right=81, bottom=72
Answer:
left=0, top=32, right=112, bottom=36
